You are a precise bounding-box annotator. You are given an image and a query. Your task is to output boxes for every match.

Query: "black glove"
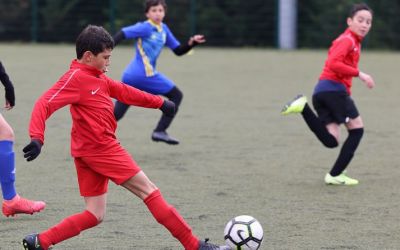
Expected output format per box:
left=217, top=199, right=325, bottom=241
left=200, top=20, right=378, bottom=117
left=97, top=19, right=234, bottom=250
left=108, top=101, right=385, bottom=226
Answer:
left=159, top=100, right=176, bottom=117
left=5, top=86, right=15, bottom=107
left=23, top=139, right=42, bottom=161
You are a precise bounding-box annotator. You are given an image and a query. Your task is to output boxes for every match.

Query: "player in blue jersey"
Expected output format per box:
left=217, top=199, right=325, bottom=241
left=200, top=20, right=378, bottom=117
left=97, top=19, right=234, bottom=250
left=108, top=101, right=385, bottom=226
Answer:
left=113, top=0, right=206, bottom=145
left=0, top=61, right=45, bottom=217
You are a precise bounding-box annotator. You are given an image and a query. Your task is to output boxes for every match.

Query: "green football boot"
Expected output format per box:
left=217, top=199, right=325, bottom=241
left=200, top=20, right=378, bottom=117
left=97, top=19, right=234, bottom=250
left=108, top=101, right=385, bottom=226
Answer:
left=324, top=173, right=359, bottom=186
left=281, top=94, right=307, bottom=115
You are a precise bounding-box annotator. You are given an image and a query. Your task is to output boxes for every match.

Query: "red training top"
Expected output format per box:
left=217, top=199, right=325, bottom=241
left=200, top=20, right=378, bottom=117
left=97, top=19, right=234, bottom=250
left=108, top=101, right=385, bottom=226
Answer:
left=28, top=59, right=163, bottom=157
left=319, top=28, right=363, bottom=95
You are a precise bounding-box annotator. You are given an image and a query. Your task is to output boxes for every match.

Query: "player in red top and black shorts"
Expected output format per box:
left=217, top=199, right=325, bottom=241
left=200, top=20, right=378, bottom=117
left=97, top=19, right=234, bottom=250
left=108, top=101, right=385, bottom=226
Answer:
left=281, top=3, right=375, bottom=185
left=21, top=25, right=230, bottom=250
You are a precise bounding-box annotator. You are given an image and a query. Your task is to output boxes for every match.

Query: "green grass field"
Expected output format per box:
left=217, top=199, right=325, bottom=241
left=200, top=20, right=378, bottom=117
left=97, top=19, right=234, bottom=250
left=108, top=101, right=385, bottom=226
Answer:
left=1, top=43, right=400, bottom=249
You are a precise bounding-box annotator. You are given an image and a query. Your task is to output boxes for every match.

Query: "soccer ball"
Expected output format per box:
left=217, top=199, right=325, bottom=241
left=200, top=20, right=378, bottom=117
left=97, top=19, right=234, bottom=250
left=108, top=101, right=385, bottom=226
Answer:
left=224, top=215, right=263, bottom=250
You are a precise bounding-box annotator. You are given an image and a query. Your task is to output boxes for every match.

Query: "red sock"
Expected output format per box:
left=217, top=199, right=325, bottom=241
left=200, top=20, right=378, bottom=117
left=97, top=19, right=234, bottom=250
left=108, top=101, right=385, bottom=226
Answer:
left=38, top=210, right=98, bottom=249
left=144, top=189, right=199, bottom=250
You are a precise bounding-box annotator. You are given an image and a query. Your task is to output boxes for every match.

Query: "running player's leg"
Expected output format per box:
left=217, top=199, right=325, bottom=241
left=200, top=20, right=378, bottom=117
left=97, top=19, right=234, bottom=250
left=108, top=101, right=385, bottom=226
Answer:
left=136, top=73, right=180, bottom=144
left=0, top=114, right=45, bottom=217
left=301, top=103, right=339, bottom=148
left=327, top=117, right=363, bottom=179
left=154, top=86, right=183, bottom=133
left=282, top=93, right=338, bottom=147
left=325, top=97, right=362, bottom=185
left=117, top=73, right=181, bottom=144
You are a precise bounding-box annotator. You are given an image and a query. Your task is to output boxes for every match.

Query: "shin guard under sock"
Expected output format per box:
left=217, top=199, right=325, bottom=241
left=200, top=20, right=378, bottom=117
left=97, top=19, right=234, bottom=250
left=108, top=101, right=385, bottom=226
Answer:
left=301, top=104, right=338, bottom=148
left=330, top=128, right=364, bottom=176
left=39, top=210, right=98, bottom=249
left=144, top=189, right=199, bottom=250
left=0, top=140, right=16, bottom=200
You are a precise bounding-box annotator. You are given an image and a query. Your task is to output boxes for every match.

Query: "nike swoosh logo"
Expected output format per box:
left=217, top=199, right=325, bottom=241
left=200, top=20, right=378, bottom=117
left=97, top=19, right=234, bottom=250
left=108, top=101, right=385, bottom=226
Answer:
left=91, top=87, right=100, bottom=95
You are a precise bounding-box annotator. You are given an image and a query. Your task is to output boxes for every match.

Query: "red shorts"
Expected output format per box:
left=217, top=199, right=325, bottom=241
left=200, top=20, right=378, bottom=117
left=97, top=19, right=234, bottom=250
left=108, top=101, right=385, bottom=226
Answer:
left=74, top=147, right=141, bottom=197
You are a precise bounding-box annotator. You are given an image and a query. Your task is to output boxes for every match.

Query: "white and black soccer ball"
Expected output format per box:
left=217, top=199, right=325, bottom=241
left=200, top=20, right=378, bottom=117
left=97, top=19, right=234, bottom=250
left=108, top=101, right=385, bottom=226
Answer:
left=224, top=215, right=263, bottom=250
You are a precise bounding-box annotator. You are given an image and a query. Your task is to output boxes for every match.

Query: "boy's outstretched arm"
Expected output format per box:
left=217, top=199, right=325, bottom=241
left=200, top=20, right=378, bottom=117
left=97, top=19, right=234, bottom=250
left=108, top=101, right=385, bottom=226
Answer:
left=112, top=30, right=126, bottom=46
left=109, top=79, right=163, bottom=108
left=108, top=79, right=175, bottom=116
left=173, top=35, right=206, bottom=56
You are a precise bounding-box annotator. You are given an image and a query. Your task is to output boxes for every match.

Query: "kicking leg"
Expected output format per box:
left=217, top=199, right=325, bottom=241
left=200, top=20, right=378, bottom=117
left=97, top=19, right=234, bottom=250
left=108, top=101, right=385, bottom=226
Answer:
left=122, top=171, right=199, bottom=249
left=122, top=171, right=229, bottom=249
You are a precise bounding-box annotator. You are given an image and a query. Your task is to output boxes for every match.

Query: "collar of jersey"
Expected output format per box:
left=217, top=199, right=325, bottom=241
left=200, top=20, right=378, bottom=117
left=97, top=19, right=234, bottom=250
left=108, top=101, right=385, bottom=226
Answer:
left=147, top=19, right=162, bottom=32
left=71, top=59, right=103, bottom=77
left=345, top=28, right=363, bottom=42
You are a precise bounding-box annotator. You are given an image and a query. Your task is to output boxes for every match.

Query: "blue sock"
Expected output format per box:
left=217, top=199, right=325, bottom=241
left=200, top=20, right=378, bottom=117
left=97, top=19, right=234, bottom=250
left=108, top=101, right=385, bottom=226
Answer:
left=0, top=140, right=16, bottom=200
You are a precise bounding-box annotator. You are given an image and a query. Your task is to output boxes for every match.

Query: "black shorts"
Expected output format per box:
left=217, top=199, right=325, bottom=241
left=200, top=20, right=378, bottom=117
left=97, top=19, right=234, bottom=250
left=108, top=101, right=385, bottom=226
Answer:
left=312, top=91, right=359, bottom=125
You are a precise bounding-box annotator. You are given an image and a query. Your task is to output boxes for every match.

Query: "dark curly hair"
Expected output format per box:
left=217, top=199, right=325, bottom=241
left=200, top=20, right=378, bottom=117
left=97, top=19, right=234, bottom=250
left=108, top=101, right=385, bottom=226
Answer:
left=75, top=25, right=114, bottom=59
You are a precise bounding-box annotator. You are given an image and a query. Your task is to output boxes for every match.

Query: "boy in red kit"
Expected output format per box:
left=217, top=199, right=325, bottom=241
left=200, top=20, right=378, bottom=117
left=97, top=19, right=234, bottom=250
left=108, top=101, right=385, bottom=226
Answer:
left=281, top=3, right=375, bottom=185
left=22, top=25, right=230, bottom=250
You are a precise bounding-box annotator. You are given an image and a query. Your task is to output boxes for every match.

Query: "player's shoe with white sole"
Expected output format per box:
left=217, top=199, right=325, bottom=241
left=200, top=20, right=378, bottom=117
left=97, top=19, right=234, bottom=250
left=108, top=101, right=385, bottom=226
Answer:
left=22, top=233, right=45, bottom=250
left=324, top=173, right=359, bottom=185
left=2, top=195, right=46, bottom=217
left=198, top=239, right=232, bottom=250
left=281, top=94, right=307, bottom=115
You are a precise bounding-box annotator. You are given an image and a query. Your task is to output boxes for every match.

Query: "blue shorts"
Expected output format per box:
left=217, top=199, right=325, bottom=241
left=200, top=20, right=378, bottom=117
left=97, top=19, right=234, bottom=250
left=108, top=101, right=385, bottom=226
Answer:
left=122, top=72, right=175, bottom=95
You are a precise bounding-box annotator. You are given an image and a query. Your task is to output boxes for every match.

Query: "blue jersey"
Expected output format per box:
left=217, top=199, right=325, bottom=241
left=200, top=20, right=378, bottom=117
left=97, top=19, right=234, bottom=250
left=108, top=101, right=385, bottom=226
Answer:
left=122, top=20, right=180, bottom=78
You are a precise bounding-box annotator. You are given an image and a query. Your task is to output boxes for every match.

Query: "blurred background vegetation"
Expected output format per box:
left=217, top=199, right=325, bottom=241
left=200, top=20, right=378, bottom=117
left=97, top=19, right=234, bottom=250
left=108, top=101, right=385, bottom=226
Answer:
left=0, top=0, right=399, bottom=49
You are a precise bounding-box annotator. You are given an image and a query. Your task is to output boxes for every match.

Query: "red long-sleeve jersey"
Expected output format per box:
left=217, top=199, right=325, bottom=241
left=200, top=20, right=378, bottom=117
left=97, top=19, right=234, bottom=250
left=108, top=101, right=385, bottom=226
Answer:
left=29, top=60, right=163, bottom=157
left=319, top=28, right=363, bottom=95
